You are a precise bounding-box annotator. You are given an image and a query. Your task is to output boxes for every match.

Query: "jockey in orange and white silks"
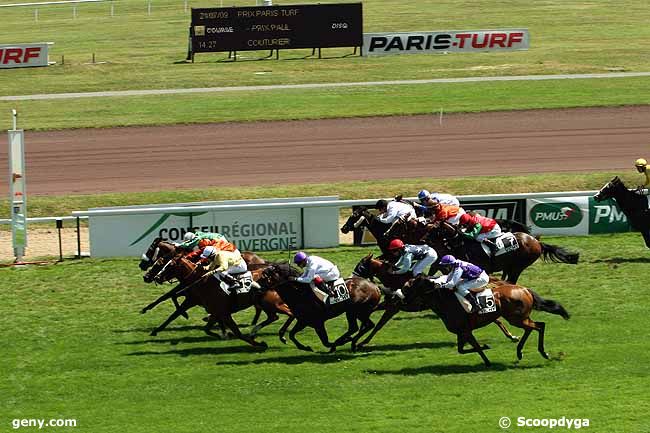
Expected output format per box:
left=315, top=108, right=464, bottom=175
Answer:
left=185, top=237, right=237, bottom=262
left=374, top=199, right=416, bottom=224
left=429, top=200, right=466, bottom=225
left=415, top=189, right=460, bottom=218
left=635, top=158, right=650, bottom=195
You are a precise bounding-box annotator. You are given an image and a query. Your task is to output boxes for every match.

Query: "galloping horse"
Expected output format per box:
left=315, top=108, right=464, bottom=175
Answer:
left=403, top=220, right=579, bottom=283
left=594, top=176, right=650, bottom=248
left=144, top=257, right=294, bottom=343
left=140, top=237, right=267, bottom=331
left=404, top=277, right=570, bottom=366
left=257, top=263, right=381, bottom=353
left=351, top=253, right=519, bottom=348
left=340, top=207, right=424, bottom=254
left=152, top=256, right=295, bottom=349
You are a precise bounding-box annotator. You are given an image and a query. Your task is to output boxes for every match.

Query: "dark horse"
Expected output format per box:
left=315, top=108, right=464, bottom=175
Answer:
left=351, top=253, right=519, bottom=348
left=340, top=207, right=424, bottom=254
left=594, top=176, right=650, bottom=248
left=391, top=219, right=579, bottom=283
left=146, top=256, right=294, bottom=346
left=341, top=207, right=531, bottom=256
left=257, top=263, right=381, bottom=352
left=140, top=237, right=268, bottom=332
left=404, top=277, right=570, bottom=366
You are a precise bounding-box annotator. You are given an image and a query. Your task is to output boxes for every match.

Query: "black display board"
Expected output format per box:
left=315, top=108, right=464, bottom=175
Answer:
left=189, top=3, right=362, bottom=57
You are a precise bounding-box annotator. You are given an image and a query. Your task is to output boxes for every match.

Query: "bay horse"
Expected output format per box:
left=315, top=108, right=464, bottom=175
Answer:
left=401, top=220, right=579, bottom=283
left=140, top=237, right=268, bottom=330
left=404, top=276, right=570, bottom=366
left=340, top=207, right=424, bottom=254
left=594, top=176, right=650, bottom=248
left=145, top=257, right=294, bottom=345
left=351, top=253, right=519, bottom=348
left=257, top=263, right=381, bottom=353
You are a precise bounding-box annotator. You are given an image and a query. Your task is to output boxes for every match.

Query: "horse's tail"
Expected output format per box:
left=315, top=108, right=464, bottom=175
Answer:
left=529, top=289, right=570, bottom=320
left=539, top=242, right=580, bottom=264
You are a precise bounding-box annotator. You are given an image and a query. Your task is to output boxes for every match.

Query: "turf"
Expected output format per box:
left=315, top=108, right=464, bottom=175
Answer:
left=2, top=233, right=649, bottom=433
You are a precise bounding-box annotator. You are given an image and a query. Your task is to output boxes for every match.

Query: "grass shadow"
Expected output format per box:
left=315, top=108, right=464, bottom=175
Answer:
left=118, top=335, right=227, bottom=345
left=126, top=344, right=271, bottom=357
left=112, top=325, right=204, bottom=334
left=590, top=257, right=650, bottom=264
left=218, top=351, right=364, bottom=366
left=364, top=362, right=545, bottom=376
left=356, top=341, right=455, bottom=352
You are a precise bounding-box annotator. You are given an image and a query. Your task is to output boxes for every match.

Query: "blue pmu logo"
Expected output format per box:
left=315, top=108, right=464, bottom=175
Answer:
left=129, top=212, right=205, bottom=246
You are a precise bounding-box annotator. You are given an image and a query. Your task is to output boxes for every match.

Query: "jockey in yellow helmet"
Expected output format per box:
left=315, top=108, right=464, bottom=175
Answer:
left=635, top=158, right=649, bottom=192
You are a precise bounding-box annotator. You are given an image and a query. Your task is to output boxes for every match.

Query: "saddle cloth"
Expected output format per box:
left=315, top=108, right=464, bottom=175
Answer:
left=311, top=278, right=350, bottom=305
left=481, top=232, right=519, bottom=257
left=455, top=288, right=497, bottom=315
left=217, top=271, right=254, bottom=295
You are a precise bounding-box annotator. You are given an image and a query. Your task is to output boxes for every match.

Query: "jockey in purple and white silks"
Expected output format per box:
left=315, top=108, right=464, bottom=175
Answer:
left=375, top=199, right=417, bottom=224
left=435, top=255, right=489, bottom=313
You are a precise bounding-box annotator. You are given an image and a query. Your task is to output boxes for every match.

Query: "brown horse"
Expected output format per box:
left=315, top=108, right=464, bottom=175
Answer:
left=140, top=238, right=268, bottom=331
left=351, top=253, right=519, bottom=348
left=148, top=256, right=293, bottom=347
left=594, top=176, right=650, bottom=248
left=257, top=263, right=381, bottom=353
left=389, top=219, right=579, bottom=283
left=404, top=276, right=570, bottom=366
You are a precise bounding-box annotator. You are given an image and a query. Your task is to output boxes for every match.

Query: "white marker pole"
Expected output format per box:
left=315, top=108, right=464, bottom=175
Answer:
left=8, top=109, right=27, bottom=262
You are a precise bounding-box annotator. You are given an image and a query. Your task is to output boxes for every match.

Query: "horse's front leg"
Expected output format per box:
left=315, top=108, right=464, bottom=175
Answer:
left=150, top=297, right=197, bottom=336
left=289, top=321, right=312, bottom=352
left=141, top=284, right=183, bottom=314
left=329, top=311, right=359, bottom=353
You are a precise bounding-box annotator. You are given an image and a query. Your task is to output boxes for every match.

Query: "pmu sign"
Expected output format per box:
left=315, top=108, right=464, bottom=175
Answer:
left=0, top=43, right=53, bottom=69
left=363, top=29, right=529, bottom=56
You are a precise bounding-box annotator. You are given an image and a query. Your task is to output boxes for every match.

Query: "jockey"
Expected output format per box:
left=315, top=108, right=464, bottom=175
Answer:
left=185, top=237, right=237, bottom=262
left=458, top=212, right=502, bottom=254
left=385, top=238, right=438, bottom=299
left=291, top=252, right=341, bottom=300
left=435, top=255, right=489, bottom=313
left=177, top=231, right=227, bottom=251
left=428, top=200, right=466, bottom=225
left=635, top=158, right=649, bottom=194
left=414, top=190, right=460, bottom=218
left=199, top=245, right=248, bottom=294
left=375, top=199, right=417, bottom=237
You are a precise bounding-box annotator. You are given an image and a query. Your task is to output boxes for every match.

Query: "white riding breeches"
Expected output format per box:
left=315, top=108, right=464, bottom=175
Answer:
left=455, top=271, right=490, bottom=297
left=476, top=225, right=502, bottom=242
left=224, top=259, right=247, bottom=275
left=412, top=254, right=436, bottom=276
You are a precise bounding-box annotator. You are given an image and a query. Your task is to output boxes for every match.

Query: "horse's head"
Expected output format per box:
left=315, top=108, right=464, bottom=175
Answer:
left=139, top=238, right=176, bottom=271
left=594, top=176, right=622, bottom=202
left=341, top=207, right=371, bottom=234
left=153, top=255, right=195, bottom=284
left=258, top=263, right=297, bottom=289
left=352, top=253, right=374, bottom=279
left=143, top=256, right=168, bottom=283
left=403, top=275, right=439, bottom=300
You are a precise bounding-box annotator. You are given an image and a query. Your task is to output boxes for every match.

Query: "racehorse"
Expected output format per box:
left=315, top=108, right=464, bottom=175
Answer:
left=340, top=207, right=424, bottom=253
left=145, top=257, right=294, bottom=344
left=404, top=276, right=570, bottom=366
left=257, top=263, right=381, bottom=353
left=351, top=253, right=519, bottom=348
left=402, top=220, right=579, bottom=283
left=594, top=176, right=650, bottom=248
left=140, top=237, right=268, bottom=329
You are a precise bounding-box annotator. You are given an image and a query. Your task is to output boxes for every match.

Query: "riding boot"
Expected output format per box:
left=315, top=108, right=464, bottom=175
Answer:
left=219, top=272, right=239, bottom=303
left=464, top=293, right=481, bottom=313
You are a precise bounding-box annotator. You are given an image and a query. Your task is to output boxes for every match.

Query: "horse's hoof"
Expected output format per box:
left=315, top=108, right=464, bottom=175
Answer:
left=255, top=341, right=268, bottom=350
left=481, top=344, right=491, bottom=350
left=517, top=352, right=523, bottom=360
left=202, top=316, right=209, bottom=322
left=328, top=346, right=337, bottom=354
left=279, top=337, right=287, bottom=345
left=300, top=346, right=314, bottom=352
left=181, top=313, right=189, bottom=320
left=351, top=343, right=357, bottom=353
left=484, top=361, right=492, bottom=368
left=510, top=336, right=520, bottom=343
left=150, top=330, right=158, bottom=336
left=541, top=351, right=550, bottom=359
left=140, top=309, right=147, bottom=314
